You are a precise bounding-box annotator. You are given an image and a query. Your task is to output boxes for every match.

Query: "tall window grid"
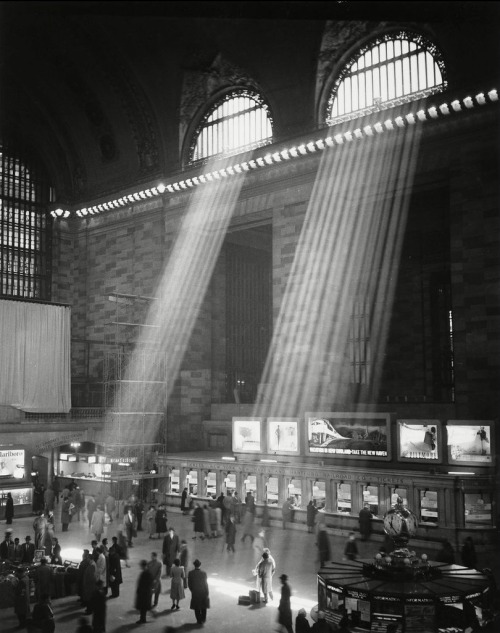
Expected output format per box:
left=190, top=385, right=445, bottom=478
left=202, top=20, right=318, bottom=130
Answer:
left=190, top=90, right=273, bottom=163
left=349, top=299, right=371, bottom=385
left=0, top=145, right=53, bottom=299
left=328, top=32, right=447, bottom=125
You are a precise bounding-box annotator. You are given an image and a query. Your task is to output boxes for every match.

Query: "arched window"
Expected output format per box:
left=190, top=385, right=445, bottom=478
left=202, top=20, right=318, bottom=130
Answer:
left=0, top=144, right=53, bottom=299
left=327, top=31, right=447, bottom=125
left=190, top=90, right=273, bottom=163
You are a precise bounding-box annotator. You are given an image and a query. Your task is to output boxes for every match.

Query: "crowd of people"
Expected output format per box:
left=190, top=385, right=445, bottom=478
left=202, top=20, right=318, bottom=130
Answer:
left=3, top=479, right=494, bottom=632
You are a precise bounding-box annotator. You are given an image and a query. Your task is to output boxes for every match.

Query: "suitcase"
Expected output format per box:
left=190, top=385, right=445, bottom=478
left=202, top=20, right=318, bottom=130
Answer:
left=238, top=595, right=251, bottom=605
left=249, top=589, right=261, bottom=604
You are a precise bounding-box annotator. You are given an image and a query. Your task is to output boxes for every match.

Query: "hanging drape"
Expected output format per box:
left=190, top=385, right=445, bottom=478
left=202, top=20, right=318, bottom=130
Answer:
left=0, top=299, right=71, bottom=413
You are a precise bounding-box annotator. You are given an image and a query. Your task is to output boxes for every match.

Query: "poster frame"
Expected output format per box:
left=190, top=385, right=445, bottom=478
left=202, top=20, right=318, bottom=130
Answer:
left=396, top=419, right=442, bottom=464
left=446, top=420, right=495, bottom=467
left=267, top=417, right=300, bottom=455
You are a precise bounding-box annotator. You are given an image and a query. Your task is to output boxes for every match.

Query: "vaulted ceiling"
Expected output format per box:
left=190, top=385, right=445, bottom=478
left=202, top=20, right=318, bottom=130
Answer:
left=1, top=1, right=498, bottom=204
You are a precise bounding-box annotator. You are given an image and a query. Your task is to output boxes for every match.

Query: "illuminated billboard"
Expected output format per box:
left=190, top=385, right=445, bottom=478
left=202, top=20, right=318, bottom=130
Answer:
left=232, top=418, right=262, bottom=453
left=267, top=418, right=299, bottom=455
left=397, top=420, right=442, bottom=463
left=447, top=421, right=494, bottom=465
left=0, top=447, right=26, bottom=480
left=305, top=412, right=390, bottom=460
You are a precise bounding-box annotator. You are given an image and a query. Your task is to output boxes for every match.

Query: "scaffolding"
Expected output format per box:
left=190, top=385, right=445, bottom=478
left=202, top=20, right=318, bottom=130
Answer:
left=102, top=292, right=167, bottom=492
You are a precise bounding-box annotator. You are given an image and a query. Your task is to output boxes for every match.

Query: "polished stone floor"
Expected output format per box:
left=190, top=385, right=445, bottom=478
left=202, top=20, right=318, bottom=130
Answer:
left=2, top=505, right=498, bottom=633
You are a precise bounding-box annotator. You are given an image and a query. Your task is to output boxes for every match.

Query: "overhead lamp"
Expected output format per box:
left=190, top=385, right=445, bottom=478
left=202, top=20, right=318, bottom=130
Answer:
left=416, top=110, right=427, bottom=121
left=334, top=134, right=344, bottom=144
left=145, top=189, right=153, bottom=196
left=233, top=164, right=242, bottom=173
left=173, top=182, right=181, bottom=190
left=221, top=456, right=236, bottom=461
left=51, top=207, right=70, bottom=219
left=384, top=119, right=394, bottom=130
left=315, top=139, right=325, bottom=150
left=198, top=174, right=207, bottom=182
left=463, top=96, right=474, bottom=109
left=241, top=162, right=250, bottom=171
left=264, top=154, right=273, bottom=164
left=280, top=149, right=291, bottom=159
left=451, top=100, right=462, bottom=112
left=256, top=157, right=265, bottom=166
left=325, top=137, right=334, bottom=147
left=306, top=142, right=316, bottom=152
left=179, top=180, right=187, bottom=188
left=395, top=116, right=405, bottom=128
left=166, top=184, right=175, bottom=192
left=488, top=89, right=498, bottom=101
left=439, top=103, right=450, bottom=115
left=363, top=125, right=374, bottom=136
left=428, top=106, right=439, bottom=119
left=133, top=192, right=141, bottom=200
left=405, top=113, right=416, bottom=125
left=353, top=128, right=363, bottom=139
left=260, top=458, right=277, bottom=463
left=157, top=183, right=166, bottom=193
left=219, top=169, right=228, bottom=177
left=475, top=93, right=486, bottom=105
left=344, top=131, right=353, bottom=142
left=289, top=147, right=298, bottom=157
left=448, top=471, right=475, bottom=475
left=373, top=122, right=383, bottom=134
left=226, top=166, right=235, bottom=175
left=185, top=179, right=193, bottom=187
left=272, top=152, right=282, bottom=162
left=248, top=159, right=257, bottom=168
left=212, top=171, right=221, bottom=179
left=297, top=144, right=308, bottom=155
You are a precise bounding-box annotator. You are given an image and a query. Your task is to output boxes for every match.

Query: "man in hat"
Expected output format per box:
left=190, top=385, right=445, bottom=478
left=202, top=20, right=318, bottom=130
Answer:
left=278, top=574, right=293, bottom=633
left=0, top=528, right=14, bottom=561
left=21, top=535, right=36, bottom=563
left=187, top=559, right=210, bottom=624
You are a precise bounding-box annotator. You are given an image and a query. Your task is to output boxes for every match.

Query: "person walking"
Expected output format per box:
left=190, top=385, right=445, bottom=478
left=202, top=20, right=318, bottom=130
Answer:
left=307, top=500, right=318, bottom=533
left=146, top=505, right=156, bottom=539
left=257, top=551, right=275, bottom=603
left=135, top=559, right=153, bottom=624
left=34, top=557, right=52, bottom=601
left=31, top=593, right=55, bottom=633
left=91, top=506, right=105, bottom=543
left=225, top=515, right=237, bottom=553
left=281, top=498, right=293, bottom=530
left=192, top=503, right=205, bottom=540
left=108, top=543, right=122, bottom=598
left=179, top=540, right=189, bottom=589
left=162, top=526, right=180, bottom=577
left=147, top=551, right=162, bottom=608
left=317, top=526, right=331, bottom=565
left=124, top=506, right=135, bottom=547
left=82, top=553, right=97, bottom=615
left=188, top=559, right=210, bottom=625
left=240, top=504, right=255, bottom=544
left=461, top=536, right=477, bottom=569
left=181, top=488, right=188, bottom=514
left=61, top=497, right=71, bottom=532
left=90, top=579, right=107, bottom=633
left=261, top=500, right=270, bottom=527
left=358, top=503, right=373, bottom=541
left=86, top=495, right=96, bottom=530
left=277, top=574, right=293, bottom=633
left=21, top=534, right=35, bottom=563
left=170, top=558, right=186, bottom=610
left=13, top=566, right=31, bottom=627
left=155, top=504, right=167, bottom=539
left=344, top=532, right=359, bottom=561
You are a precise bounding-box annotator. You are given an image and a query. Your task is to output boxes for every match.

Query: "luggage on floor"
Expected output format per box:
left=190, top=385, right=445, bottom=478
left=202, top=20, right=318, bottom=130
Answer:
left=249, top=589, right=261, bottom=604
left=238, top=595, right=251, bottom=605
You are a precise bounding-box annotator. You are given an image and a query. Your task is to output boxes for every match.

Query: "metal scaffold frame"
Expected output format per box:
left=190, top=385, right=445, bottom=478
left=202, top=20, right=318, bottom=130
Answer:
left=103, top=292, right=167, bottom=482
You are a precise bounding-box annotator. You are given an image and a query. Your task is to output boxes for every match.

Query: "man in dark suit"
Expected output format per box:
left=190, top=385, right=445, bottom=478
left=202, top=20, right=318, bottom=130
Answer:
left=187, top=558, right=210, bottom=624
left=162, top=527, right=180, bottom=578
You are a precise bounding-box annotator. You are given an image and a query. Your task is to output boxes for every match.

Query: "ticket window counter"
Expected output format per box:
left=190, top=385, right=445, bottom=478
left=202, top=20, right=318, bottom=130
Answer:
left=390, top=487, right=408, bottom=508
left=337, top=483, right=352, bottom=514
left=187, top=470, right=198, bottom=496
left=243, top=475, right=257, bottom=498
left=206, top=471, right=217, bottom=498
left=464, top=492, right=492, bottom=525
left=420, top=489, right=438, bottom=524
left=288, top=479, right=302, bottom=508
left=170, top=469, right=180, bottom=494
left=312, top=480, right=326, bottom=509
left=266, top=476, right=279, bottom=505
left=224, top=473, right=237, bottom=494
left=363, top=485, right=379, bottom=517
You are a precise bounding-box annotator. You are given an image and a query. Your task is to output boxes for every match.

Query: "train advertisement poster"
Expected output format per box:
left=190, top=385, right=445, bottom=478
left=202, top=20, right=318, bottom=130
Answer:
left=305, top=412, right=390, bottom=460
left=397, top=420, right=441, bottom=463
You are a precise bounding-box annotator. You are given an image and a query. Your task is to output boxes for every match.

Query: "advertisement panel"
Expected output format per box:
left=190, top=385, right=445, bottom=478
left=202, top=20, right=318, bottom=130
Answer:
left=397, top=420, right=441, bottom=463
left=446, top=421, right=494, bottom=465
left=267, top=418, right=299, bottom=455
left=305, top=412, right=390, bottom=460
left=0, top=447, right=26, bottom=480
left=232, top=418, right=262, bottom=453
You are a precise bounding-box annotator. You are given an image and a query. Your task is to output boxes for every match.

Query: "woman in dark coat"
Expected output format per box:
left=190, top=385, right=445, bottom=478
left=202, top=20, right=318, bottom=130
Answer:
left=108, top=547, right=123, bottom=597
left=306, top=500, right=317, bottom=533
left=225, top=515, right=236, bottom=552
left=317, top=527, right=331, bottom=564
left=278, top=574, right=293, bottom=633
left=5, top=492, right=14, bottom=524
left=181, top=488, right=188, bottom=514
left=155, top=505, right=167, bottom=538
left=192, top=504, right=205, bottom=540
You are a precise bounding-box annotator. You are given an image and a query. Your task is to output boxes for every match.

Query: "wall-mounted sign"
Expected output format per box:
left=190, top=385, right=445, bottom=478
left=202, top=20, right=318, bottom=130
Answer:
left=267, top=418, right=299, bottom=455
left=397, top=420, right=442, bottom=463
left=447, top=421, right=494, bottom=465
left=232, top=418, right=262, bottom=453
left=305, top=412, right=391, bottom=460
left=0, top=448, right=26, bottom=479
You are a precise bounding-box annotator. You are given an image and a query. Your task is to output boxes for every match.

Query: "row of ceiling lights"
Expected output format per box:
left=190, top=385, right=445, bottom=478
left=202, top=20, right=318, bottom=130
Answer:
left=51, top=88, right=498, bottom=220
